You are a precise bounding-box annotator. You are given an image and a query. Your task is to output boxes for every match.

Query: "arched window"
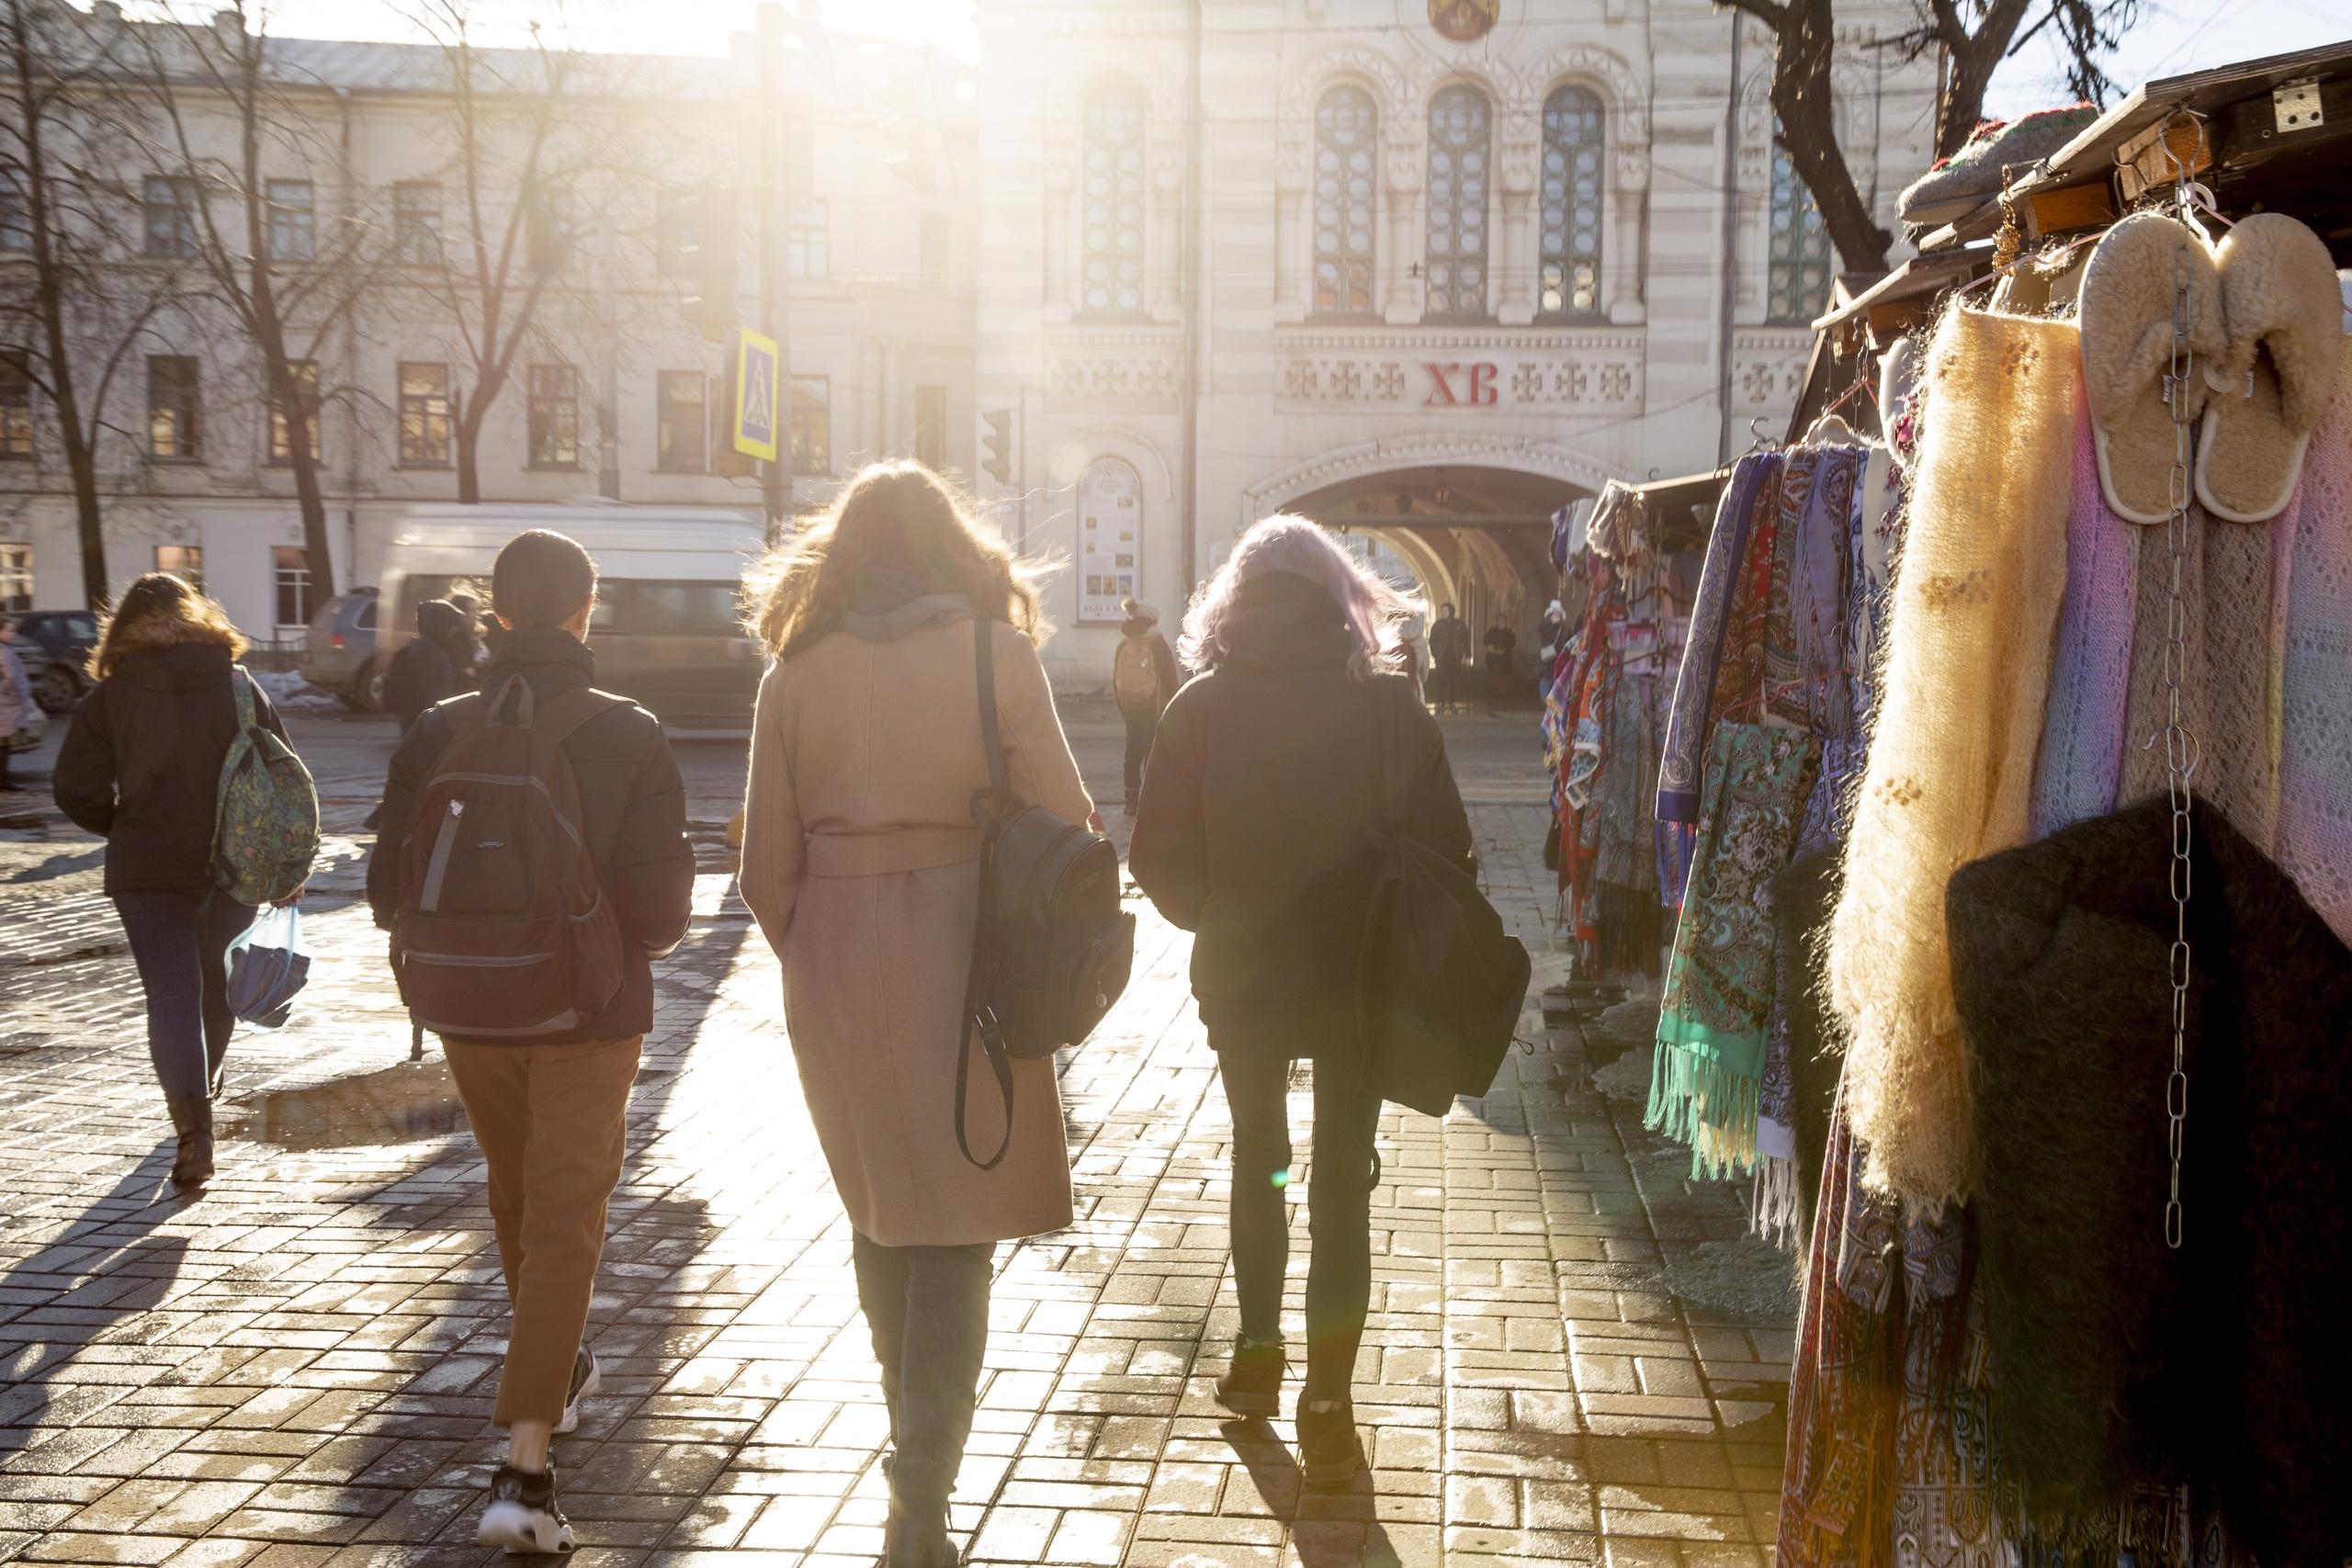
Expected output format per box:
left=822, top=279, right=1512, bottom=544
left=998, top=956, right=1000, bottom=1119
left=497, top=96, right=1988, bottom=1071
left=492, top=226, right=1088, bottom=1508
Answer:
left=1424, top=84, right=1490, bottom=321
left=1766, top=138, right=1834, bottom=324
left=1077, top=457, right=1142, bottom=623
left=1080, top=83, right=1148, bottom=317
left=1538, top=85, right=1604, bottom=319
left=1312, top=85, right=1377, bottom=318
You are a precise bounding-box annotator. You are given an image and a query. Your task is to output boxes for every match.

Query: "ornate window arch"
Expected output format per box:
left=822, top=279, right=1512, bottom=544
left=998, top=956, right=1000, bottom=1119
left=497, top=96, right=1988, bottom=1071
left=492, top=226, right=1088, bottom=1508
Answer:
left=1424, top=82, right=1492, bottom=321
left=1077, top=457, right=1143, bottom=623
left=1538, top=85, right=1605, bottom=320
left=1766, top=133, right=1834, bottom=325
left=1080, top=81, right=1148, bottom=318
left=1311, top=84, right=1378, bottom=318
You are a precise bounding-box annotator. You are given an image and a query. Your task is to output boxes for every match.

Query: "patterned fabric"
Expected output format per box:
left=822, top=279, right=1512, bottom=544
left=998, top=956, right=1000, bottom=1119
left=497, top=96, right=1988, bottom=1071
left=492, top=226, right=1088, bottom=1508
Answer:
left=212, top=670, right=321, bottom=907
left=2030, top=397, right=2142, bottom=837
left=2278, top=341, right=2352, bottom=944
left=1647, top=722, right=1820, bottom=1179
left=1762, top=448, right=1821, bottom=722
left=1657, top=453, right=1782, bottom=824
left=1710, top=466, right=1788, bottom=732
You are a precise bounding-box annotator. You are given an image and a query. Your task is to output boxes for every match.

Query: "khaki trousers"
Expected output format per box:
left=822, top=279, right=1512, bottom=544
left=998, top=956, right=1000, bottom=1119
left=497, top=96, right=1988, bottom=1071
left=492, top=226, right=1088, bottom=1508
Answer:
left=444, top=1032, right=641, bottom=1427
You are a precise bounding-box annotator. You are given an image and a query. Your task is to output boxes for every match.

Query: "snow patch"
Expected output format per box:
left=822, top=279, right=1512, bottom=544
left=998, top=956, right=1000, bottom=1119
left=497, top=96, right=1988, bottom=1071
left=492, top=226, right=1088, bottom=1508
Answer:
left=248, top=669, right=340, bottom=711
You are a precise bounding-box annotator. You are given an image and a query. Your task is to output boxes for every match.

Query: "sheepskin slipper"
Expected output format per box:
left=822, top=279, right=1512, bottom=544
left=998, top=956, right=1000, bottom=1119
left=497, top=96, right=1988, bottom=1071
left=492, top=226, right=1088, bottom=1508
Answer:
left=2078, top=212, right=2224, bottom=525
left=2197, top=212, right=2346, bottom=523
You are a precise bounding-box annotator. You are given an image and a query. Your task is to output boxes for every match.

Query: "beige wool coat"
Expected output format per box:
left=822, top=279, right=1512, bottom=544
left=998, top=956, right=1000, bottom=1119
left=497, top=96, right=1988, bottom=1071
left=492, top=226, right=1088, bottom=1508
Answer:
left=739, top=595, right=1093, bottom=1247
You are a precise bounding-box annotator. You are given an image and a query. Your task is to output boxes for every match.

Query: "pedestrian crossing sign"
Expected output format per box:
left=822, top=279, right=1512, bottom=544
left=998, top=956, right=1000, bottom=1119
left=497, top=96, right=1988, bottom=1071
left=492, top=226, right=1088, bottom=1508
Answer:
left=732, top=328, right=780, bottom=462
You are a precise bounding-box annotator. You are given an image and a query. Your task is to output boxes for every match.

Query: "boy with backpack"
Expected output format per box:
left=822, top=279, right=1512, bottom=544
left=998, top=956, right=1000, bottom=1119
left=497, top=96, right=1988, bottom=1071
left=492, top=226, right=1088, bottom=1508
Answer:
left=1111, top=597, right=1181, bottom=812
left=365, top=529, right=693, bottom=1555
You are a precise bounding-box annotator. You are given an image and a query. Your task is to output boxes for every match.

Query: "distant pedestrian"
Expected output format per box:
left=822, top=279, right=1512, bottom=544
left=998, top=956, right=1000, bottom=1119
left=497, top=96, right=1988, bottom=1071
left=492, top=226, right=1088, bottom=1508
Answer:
left=739, top=462, right=1094, bottom=1568
left=1130, top=516, right=1475, bottom=1493
left=447, top=592, right=490, bottom=679
left=1484, top=619, right=1518, bottom=702
left=368, top=531, right=694, bottom=1557
left=1111, top=596, right=1181, bottom=812
left=0, top=616, right=33, bottom=792
left=1428, top=601, right=1470, bottom=714
left=52, top=574, right=309, bottom=1187
left=381, top=599, right=472, bottom=734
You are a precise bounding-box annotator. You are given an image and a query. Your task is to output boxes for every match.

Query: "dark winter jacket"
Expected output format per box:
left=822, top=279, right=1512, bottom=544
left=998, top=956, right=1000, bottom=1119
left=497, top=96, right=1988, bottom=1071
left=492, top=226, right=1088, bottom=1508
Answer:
left=1429, top=614, right=1471, bottom=669
left=366, top=626, right=695, bottom=1045
left=1129, top=570, right=1475, bottom=1053
left=382, top=599, right=466, bottom=731
left=53, top=637, right=288, bottom=897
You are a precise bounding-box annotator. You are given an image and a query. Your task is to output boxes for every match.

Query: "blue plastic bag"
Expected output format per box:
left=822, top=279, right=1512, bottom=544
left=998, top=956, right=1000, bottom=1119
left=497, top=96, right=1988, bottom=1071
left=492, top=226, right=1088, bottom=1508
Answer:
left=227, top=905, right=311, bottom=1028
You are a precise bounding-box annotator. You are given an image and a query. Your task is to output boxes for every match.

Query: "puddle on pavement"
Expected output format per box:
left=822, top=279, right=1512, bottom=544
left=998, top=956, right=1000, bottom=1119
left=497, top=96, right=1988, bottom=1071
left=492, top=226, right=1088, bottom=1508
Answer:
left=226, top=1058, right=469, bottom=1150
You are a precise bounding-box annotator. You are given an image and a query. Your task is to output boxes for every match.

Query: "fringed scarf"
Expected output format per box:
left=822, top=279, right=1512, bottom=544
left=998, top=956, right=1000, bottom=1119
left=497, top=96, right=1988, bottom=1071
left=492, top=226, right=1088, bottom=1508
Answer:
left=1829, top=310, right=2076, bottom=1213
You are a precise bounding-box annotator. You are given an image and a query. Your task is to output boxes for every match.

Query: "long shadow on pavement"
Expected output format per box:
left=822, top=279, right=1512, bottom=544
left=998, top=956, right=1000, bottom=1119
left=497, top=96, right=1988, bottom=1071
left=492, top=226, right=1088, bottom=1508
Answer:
left=1220, top=1416, right=1404, bottom=1568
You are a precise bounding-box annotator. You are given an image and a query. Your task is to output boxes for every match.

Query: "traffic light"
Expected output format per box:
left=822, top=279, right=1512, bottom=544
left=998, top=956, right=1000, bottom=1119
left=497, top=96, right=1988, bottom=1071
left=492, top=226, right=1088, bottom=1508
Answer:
left=679, top=185, right=740, bottom=344
left=981, top=409, right=1013, bottom=484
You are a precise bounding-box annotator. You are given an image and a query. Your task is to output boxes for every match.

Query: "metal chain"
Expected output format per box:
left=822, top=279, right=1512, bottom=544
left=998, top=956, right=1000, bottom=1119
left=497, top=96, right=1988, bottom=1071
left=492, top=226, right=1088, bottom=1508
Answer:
left=2157, top=243, right=2201, bottom=1251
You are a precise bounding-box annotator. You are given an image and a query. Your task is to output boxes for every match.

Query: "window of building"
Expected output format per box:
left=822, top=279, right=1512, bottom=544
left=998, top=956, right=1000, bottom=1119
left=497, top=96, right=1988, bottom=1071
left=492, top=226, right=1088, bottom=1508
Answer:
left=268, top=359, right=320, bottom=464
left=1538, top=86, right=1604, bottom=319
left=655, top=187, right=698, bottom=278
left=1080, top=81, right=1147, bottom=317
left=398, top=361, right=451, bottom=466
left=789, top=374, right=829, bottom=476
left=1424, top=84, right=1491, bottom=321
left=914, top=383, right=946, bottom=468
left=0, top=355, right=32, bottom=460
left=657, top=370, right=707, bottom=472
left=1076, top=457, right=1140, bottom=624
left=155, top=544, right=203, bottom=592
left=527, top=364, right=580, bottom=469
left=142, top=175, right=198, bottom=259
left=0, top=543, right=30, bottom=612
left=147, top=355, right=200, bottom=459
left=920, top=213, right=950, bottom=293
left=528, top=184, right=575, bottom=274
left=394, top=181, right=442, bottom=265
left=786, top=200, right=827, bottom=278
left=0, top=171, right=29, bottom=253
left=266, top=178, right=314, bottom=261
left=1767, top=138, right=1835, bottom=325
left=1312, top=84, right=1377, bottom=318
left=272, top=545, right=312, bottom=630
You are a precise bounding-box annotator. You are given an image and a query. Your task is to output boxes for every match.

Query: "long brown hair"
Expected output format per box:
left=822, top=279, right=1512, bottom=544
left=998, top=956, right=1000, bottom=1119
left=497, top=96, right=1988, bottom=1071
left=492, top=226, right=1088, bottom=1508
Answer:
left=746, top=460, right=1049, bottom=656
left=89, top=571, right=248, bottom=679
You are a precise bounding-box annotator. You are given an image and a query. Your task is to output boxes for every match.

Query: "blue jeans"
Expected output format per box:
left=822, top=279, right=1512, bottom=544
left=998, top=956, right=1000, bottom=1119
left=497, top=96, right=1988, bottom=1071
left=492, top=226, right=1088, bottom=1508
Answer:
left=112, top=889, right=255, bottom=1100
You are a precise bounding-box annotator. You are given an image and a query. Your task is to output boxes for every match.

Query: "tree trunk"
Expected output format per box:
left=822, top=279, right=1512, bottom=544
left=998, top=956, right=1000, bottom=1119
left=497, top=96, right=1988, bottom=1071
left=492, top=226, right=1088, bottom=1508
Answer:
left=1939, top=41, right=2002, bottom=161
left=456, top=419, right=482, bottom=503
left=1768, top=0, right=1893, bottom=275
left=286, top=416, right=337, bottom=604
left=62, top=425, right=107, bottom=611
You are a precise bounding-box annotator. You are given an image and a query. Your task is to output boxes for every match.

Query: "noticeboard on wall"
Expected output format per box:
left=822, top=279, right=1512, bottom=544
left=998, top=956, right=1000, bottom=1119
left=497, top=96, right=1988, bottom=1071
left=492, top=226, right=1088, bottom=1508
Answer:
left=1077, top=457, right=1140, bottom=624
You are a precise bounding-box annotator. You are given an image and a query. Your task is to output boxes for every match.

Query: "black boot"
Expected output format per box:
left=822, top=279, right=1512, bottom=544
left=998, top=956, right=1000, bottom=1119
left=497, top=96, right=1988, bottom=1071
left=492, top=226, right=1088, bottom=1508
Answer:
left=1215, top=1335, right=1285, bottom=1417
left=1295, top=1395, right=1363, bottom=1492
left=165, top=1095, right=213, bottom=1187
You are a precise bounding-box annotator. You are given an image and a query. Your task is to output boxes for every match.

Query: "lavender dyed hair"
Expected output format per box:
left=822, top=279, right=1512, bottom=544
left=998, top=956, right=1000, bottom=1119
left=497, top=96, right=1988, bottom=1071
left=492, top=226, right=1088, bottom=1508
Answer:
left=1178, top=514, right=1425, bottom=679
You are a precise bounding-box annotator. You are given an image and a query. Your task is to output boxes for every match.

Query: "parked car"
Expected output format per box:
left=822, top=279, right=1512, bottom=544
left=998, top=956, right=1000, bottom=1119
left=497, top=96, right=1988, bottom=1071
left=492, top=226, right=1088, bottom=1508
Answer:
left=8, top=609, right=99, bottom=714
left=299, top=590, right=385, bottom=710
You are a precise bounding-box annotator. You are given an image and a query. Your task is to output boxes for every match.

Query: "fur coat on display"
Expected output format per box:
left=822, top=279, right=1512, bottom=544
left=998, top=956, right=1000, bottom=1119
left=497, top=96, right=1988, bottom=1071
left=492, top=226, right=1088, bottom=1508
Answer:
left=1946, top=795, right=2352, bottom=1567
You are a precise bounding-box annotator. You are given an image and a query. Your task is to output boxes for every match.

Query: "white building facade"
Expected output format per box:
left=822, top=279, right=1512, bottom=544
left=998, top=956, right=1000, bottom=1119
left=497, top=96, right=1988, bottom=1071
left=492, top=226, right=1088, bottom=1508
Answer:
left=974, top=0, right=1939, bottom=679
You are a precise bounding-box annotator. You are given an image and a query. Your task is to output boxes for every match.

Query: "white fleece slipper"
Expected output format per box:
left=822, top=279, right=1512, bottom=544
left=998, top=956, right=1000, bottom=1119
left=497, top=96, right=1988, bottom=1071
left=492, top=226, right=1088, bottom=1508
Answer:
left=2078, top=212, right=2225, bottom=525
left=2197, top=212, right=2346, bottom=524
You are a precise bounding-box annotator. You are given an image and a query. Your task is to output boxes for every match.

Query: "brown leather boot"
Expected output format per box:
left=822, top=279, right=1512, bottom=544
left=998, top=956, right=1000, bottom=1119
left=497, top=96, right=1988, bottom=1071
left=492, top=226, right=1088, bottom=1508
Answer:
left=165, top=1096, right=214, bottom=1187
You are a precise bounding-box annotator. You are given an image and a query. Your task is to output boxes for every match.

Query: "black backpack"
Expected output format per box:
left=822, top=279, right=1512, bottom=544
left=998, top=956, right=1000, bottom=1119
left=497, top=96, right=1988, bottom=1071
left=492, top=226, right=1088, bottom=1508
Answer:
left=1356, top=682, right=1530, bottom=1117
left=956, top=618, right=1136, bottom=1168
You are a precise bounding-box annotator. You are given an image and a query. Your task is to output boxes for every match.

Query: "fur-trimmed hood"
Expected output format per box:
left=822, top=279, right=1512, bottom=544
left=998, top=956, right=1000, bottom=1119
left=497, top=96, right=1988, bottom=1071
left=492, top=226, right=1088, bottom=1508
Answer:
left=101, top=615, right=239, bottom=685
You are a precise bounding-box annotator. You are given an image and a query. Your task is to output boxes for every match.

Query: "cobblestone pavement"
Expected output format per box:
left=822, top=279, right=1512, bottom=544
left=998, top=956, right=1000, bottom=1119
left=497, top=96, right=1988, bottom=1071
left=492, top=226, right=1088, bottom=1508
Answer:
left=0, top=715, right=1792, bottom=1567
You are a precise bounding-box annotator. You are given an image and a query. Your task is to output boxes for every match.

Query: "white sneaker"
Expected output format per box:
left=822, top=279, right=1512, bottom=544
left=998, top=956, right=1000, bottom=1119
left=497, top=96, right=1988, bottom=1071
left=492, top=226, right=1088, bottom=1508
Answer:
left=553, top=1346, right=598, bottom=1437
left=476, top=1462, right=574, bottom=1554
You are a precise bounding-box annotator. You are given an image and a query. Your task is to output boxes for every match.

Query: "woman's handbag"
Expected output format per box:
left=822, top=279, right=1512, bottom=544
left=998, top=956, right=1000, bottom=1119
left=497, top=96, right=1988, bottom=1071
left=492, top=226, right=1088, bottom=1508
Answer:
left=954, top=618, right=1136, bottom=1168
left=1355, top=684, right=1530, bottom=1118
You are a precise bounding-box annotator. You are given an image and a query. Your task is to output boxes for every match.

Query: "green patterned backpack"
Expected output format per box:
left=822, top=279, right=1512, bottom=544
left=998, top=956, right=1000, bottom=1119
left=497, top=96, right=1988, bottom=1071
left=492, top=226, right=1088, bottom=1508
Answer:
left=213, top=670, right=320, bottom=907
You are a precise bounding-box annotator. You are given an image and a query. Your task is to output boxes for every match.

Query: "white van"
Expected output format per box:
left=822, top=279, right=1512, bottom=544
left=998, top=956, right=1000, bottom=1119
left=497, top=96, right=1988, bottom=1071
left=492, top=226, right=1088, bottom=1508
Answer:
left=377, top=503, right=767, bottom=728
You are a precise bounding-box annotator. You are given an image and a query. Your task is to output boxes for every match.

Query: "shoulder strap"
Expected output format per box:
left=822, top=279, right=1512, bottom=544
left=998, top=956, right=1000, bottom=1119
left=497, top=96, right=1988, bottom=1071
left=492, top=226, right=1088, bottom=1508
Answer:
left=974, top=617, right=1008, bottom=794
left=232, top=666, right=259, bottom=731
left=534, top=687, right=629, bottom=750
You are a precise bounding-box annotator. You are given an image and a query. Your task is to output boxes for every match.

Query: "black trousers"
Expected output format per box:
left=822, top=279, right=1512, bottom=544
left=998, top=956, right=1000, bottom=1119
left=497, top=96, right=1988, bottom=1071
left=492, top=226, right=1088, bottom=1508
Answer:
left=1215, top=1049, right=1381, bottom=1401
left=852, top=1230, right=994, bottom=1517
left=1121, top=711, right=1159, bottom=799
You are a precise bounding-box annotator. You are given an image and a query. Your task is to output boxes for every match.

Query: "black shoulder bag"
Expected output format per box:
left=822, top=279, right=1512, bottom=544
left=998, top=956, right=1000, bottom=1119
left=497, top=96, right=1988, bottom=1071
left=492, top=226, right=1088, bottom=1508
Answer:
left=955, top=618, right=1138, bottom=1169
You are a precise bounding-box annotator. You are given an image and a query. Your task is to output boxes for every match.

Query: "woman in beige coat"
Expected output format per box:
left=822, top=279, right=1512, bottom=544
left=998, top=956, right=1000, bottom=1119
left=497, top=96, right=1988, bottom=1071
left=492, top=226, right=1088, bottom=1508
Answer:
left=739, top=462, right=1093, bottom=1568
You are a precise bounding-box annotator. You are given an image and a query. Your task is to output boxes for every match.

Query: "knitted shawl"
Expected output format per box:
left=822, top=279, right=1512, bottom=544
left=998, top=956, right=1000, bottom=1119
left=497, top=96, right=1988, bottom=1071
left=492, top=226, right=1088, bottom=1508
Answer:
left=2029, top=392, right=2141, bottom=837
left=1829, top=309, right=2076, bottom=1213
left=2277, top=337, right=2352, bottom=945
left=1656, top=452, right=1781, bottom=825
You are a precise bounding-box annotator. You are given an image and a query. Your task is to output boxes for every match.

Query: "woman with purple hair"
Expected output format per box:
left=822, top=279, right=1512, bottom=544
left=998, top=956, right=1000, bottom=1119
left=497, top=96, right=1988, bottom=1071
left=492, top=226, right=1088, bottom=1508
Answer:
left=1129, top=516, right=1474, bottom=1490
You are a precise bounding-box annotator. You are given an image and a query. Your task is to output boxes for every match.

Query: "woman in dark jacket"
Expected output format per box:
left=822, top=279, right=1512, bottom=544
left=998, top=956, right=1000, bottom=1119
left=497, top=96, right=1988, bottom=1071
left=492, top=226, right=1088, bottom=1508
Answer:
left=1129, top=516, right=1474, bottom=1491
left=53, top=573, right=290, bottom=1187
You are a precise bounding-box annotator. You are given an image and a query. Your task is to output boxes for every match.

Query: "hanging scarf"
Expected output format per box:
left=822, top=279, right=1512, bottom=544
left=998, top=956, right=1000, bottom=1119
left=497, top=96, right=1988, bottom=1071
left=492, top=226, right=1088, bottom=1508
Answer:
left=1829, top=310, right=2075, bottom=1214
left=1709, top=459, right=1792, bottom=729
left=1781, top=447, right=1862, bottom=734
left=2275, top=337, right=2352, bottom=946
left=1648, top=721, right=1820, bottom=1179
left=1657, top=452, right=1782, bottom=825
left=2029, top=399, right=2142, bottom=837
left=1760, top=447, right=1826, bottom=724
